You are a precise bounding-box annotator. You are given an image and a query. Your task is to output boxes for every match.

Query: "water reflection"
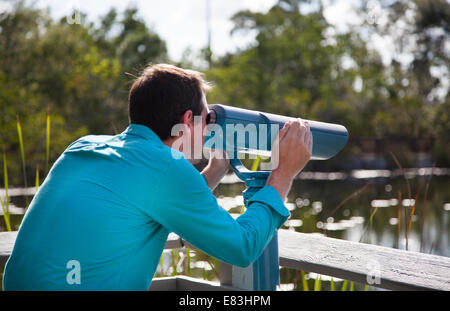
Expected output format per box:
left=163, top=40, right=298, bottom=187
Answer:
left=215, top=170, right=449, bottom=259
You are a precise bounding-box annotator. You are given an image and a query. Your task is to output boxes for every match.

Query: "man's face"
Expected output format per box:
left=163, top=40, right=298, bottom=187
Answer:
left=199, top=93, right=210, bottom=145
left=185, top=92, right=209, bottom=164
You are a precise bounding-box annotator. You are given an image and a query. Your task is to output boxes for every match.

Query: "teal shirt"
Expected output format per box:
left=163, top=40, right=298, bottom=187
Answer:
left=3, top=124, right=290, bottom=290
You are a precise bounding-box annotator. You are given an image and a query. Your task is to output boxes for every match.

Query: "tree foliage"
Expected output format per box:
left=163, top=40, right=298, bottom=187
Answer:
left=0, top=0, right=449, bottom=185
left=207, top=0, right=449, bottom=163
left=0, top=1, right=167, bottom=184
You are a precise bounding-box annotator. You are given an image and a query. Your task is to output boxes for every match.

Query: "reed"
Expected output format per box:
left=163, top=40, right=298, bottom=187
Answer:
left=250, top=155, right=261, bottom=171
left=407, top=182, right=422, bottom=241
left=313, top=274, right=321, bottom=291
left=186, top=248, right=191, bottom=276
left=171, top=249, right=178, bottom=276
left=204, top=257, right=220, bottom=280
left=404, top=195, right=409, bottom=250
left=369, top=207, right=378, bottom=226
left=35, top=165, right=40, bottom=192
left=159, top=253, right=165, bottom=276
left=300, top=270, right=309, bottom=291
left=1, top=150, right=11, bottom=231
left=390, top=152, right=412, bottom=202
left=326, top=181, right=372, bottom=221
left=390, top=152, right=424, bottom=251
left=16, top=116, right=29, bottom=207
left=420, top=162, right=435, bottom=252
left=359, top=206, right=379, bottom=243
left=46, top=110, right=51, bottom=173
left=397, top=190, right=402, bottom=249
left=0, top=195, right=10, bottom=232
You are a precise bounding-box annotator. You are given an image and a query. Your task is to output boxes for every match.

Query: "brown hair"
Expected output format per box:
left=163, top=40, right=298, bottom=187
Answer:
left=128, top=64, right=211, bottom=140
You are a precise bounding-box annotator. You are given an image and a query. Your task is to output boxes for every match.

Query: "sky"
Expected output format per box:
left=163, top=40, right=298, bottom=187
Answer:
left=0, top=0, right=367, bottom=62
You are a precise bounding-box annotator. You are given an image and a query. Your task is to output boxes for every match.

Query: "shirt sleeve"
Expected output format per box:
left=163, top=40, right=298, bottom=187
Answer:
left=146, top=155, right=290, bottom=267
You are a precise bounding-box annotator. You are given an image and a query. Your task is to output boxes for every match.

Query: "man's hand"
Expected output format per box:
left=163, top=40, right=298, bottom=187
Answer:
left=201, top=149, right=230, bottom=191
left=267, top=119, right=313, bottom=201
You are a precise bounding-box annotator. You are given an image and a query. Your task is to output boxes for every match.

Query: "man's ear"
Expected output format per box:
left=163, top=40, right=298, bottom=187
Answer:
left=181, top=110, right=194, bottom=127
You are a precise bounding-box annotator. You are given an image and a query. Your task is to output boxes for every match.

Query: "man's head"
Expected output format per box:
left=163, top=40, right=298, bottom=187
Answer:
left=128, top=64, right=211, bottom=162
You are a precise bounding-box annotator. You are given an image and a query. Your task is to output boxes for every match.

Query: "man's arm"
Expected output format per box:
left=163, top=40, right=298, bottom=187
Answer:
left=144, top=119, right=312, bottom=268
left=200, top=150, right=229, bottom=191
left=146, top=154, right=288, bottom=267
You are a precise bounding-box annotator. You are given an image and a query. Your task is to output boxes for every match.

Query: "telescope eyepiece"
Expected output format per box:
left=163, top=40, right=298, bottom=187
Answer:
left=206, top=110, right=216, bottom=125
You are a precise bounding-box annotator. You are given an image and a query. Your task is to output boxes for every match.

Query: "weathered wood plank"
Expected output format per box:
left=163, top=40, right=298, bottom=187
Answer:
left=278, top=230, right=450, bottom=291
left=154, top=230, right=450, bottom=291
left=165, top=232, right=183, bottom=249
left=0, top=232, right=182, bottom=267
left=0, top=232, right=17, bottom=266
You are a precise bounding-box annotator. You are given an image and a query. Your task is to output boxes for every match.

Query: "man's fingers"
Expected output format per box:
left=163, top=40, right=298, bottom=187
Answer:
left=286, top=119, right=306, bottom=142
left=281, top=119, right=312, bottom=153
left=278, top=121, right=291, bottom=142
left=305, top=130, right=313, bottom=154
left=297, top=118, right=308, bottom=142
left=303, top=121, right=312, bottom=153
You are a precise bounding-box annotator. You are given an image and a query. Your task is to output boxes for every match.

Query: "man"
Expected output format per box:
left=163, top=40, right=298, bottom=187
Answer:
left=3, top=64, right=312, bottom=290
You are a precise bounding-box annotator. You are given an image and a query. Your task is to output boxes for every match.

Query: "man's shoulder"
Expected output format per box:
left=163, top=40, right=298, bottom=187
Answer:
left=157, top=150, right=208, bottom=188
left=65, top=134, right=115, bottom=150
left=62, top=133, right=199, bottom=178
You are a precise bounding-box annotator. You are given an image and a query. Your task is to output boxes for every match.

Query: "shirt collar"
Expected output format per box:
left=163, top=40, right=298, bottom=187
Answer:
left=121, top=123, right=164, bottom=145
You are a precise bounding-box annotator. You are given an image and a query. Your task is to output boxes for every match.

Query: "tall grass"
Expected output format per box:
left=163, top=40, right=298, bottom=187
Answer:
left=341, top=280, right=348, bottom=291
left=397, top=190, right=402, bottom=249
left=390, top=152, right=412, bottom=202
left=186, top=248, right=191, bottom=276
left=407, top=183, right=422, bottom=238
left=359, top=206, right=379, bottom=244
left=250, top=155, right=261, bottom=171
left=325, top=181, right=372, bottom=238
left=1, top=111, right=52, bottom=231
left=171, top=249, right=178, bottom=276
left=390, top=152, right=427, bottom=251
left=16, top=116, right=28, bottom=207
left=420, top=162, right=435, bottom=252
left=0, top=198, right=10, bottom=232
left=46, top=110, right=51, bottom=174
left=159, top=253, right=165, bottom=276
left=35, top=165, right=40, bottom=192
left=300, top=270, right=309, bottom=291
left=1, top=150, right=11, bottom=232
left=312, top=275, right=321, bottom=291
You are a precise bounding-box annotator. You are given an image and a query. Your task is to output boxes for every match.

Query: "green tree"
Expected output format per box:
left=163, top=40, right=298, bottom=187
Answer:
left=207, top=0, right=386, bottom=138
left=0, top=1, right=169, bottom=185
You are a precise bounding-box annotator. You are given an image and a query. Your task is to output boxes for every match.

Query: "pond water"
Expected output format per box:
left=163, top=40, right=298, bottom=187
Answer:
left=216, top=169, right=450, bottom=258
left=214, top=168, right=450, bottom=290
left=1, top=167, right=449, bottom=290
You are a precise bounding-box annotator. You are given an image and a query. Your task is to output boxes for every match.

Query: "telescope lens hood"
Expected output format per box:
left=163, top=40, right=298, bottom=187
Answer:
left=206, top=110, right=216, bottom=125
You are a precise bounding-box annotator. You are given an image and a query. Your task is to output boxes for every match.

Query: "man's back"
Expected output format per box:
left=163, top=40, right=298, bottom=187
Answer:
left=3, top=124, right=176, bottom=290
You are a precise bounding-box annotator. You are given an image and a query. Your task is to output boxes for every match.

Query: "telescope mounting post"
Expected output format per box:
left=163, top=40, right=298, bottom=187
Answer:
left=228, top=155, right=280, bottom=291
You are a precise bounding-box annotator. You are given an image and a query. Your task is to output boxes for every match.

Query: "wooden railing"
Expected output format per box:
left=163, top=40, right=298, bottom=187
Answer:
left=1, top=229, right=449, bottom=291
